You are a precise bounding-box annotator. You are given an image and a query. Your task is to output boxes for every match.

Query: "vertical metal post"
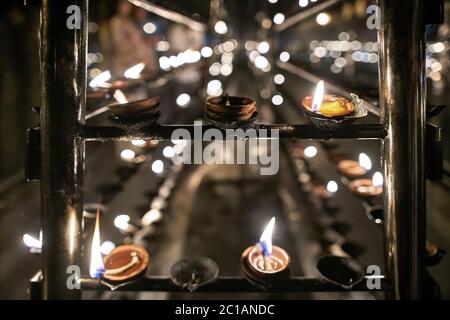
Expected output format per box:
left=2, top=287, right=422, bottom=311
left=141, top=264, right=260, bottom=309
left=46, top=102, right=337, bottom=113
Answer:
left=378, top=0, right=426, bottom=299
left=40, top=0, right=88, bottom=299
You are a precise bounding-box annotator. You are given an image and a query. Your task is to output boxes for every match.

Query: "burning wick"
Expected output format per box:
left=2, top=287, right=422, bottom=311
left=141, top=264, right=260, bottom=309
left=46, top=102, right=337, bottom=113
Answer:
left=311, top=80, right=325, bottom=112
left=89, top=208, right=105, bottom=278
left=258, top=217, right=275, bottom=272
left=113, top=89, right=128, bottom=104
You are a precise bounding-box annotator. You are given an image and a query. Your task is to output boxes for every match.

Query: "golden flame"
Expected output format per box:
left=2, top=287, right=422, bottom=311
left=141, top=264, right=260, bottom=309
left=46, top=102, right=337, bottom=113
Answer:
left=89, top=208, right=104, bottom=278
left=124, top=62, right=145, bottom=79
left=312, top=80, right=325, bottom=112
left=113, top=89, right=128, bottom=104
left=259, top=217, right=275, bottom=255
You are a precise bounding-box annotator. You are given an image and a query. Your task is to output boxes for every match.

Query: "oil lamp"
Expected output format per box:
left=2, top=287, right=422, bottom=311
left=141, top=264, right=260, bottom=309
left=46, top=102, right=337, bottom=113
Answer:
left=302, top=80, right=367, bottom=130
left=205, top=94, right=257, bottom=126
left=348, top=171, right=383, bottom=199
left=107, top=89, right=160, bottom=124
left=337, top=153, right=372, bottom=178
left=241, top=217, right=290, bottom=287
left=89, top=209, right=149, bottom=282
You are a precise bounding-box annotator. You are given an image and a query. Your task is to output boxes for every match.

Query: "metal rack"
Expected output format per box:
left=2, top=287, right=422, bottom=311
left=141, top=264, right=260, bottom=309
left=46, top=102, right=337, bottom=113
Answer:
left=34, top=0, right=427, bottom=299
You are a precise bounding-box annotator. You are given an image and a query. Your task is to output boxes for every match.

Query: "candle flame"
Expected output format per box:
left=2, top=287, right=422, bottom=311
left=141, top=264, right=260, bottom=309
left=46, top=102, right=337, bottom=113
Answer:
left=359, top=153, right=372, bottom=171
left=312, top=80, right=325, bottom=112
left=113, top=89, right=128, bottom=104
left=259, top=217, right=275, bottom=256
left=89, top=208, right=104, bottom=278
left=372, top=171, right=383, bottom=188
left=89, top=70, right=111, bottom=88
left=124, top=62, right=145, bottom=79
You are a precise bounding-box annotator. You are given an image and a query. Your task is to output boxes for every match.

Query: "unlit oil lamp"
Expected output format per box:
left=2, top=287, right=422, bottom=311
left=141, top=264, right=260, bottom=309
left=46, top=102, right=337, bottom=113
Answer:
left=89, top=209, right=149, bottom=282
left=302, top=80, right=367, bottom=130
left=171, top=256, right=219, bottom=292
left=205, top=94, right=257, bottom=126
left=348, top=171, right=383, bottom=199
left=241, top=217, right=290, bottom=287
left=337, top=153, right=372, bottom=178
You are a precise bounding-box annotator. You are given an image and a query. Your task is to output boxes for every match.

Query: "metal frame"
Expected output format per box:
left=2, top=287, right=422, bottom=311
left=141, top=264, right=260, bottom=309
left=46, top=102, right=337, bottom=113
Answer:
left=37, top=0, right=426, bottom=299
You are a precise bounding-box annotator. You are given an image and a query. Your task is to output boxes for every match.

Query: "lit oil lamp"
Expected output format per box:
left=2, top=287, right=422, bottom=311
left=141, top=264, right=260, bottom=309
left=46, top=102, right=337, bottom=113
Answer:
left=96, top=63, right=147, bottom=91
left=337, top=153, right=372, bottom=178
left=241, top=217, right=290, bottom=287
left=205, top=94, right=257, bottom=126
left=108, top=89, right=160, bottom=123
left=89, top=209, right=149, bottom=282
left=302, top=80, right=367, bottom=130
left=348, top=171, right=383, bottom=199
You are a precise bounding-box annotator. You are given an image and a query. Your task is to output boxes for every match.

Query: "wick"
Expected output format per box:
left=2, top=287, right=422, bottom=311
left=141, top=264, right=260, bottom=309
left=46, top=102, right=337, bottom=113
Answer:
left=224, top=93, right=230, bottom=106
left=263, top=254, right=273, bottom=272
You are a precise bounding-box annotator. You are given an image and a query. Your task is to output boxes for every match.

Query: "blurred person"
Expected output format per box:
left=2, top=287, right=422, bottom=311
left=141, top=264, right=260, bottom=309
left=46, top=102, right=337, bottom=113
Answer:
left=110, top=0, right=157, bottom=76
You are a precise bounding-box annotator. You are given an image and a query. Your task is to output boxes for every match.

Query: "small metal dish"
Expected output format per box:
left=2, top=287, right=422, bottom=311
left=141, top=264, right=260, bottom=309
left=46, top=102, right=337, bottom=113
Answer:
left=316, top=255, right=365, bottom=289
left=170, top=256, right=219, bottom=292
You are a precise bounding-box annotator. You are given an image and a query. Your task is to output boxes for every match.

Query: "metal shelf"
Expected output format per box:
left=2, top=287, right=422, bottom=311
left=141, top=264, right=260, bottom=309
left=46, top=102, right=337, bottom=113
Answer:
left=79, top=276, right=388, bottom=293
left=81, top=123, right=387, bottom=142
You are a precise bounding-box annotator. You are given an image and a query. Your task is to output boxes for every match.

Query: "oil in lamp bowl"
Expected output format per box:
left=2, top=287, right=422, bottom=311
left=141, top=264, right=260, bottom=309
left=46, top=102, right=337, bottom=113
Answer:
left=102, top=244, right=149, bottom=282
left=348, top=178, right=382, bottom=198
left=302, top=93, right=367, bottom=130
left=205, top=95, right=257, bottom=125
left=241, top=245, right=290, bottom=286
left=337, top=159, right=368, bottom=178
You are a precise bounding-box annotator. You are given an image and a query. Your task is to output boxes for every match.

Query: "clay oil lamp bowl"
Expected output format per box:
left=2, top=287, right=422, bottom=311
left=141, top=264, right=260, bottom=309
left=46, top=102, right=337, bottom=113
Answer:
left=102, top=244, right=149, bottom=282
left=107, top=89, right=160, bottom=126
left=348, top=171, right=383, bottom=200
left=205, top=94, right=257, bottom=127
left=302, top=80, right=367, bottom=130
left=337, top=153, right=372, bottom=179
left=241, top=217, right=290, bottom=288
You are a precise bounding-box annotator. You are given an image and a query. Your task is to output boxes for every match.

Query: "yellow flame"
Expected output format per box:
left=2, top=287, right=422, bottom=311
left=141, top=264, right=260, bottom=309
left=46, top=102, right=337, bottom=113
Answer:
left=89, top=208, right=104, bottom=278
left=359, top=153, right=372, bottom=171
left=372, top=171, right=383, bottom=188
left=124, top=62, right=145, bottom=79
left=312, top=80, right=325, bottom=112
left=89, top=70, right=111, bottom=88
left=113, top=89, right=128, bottom=104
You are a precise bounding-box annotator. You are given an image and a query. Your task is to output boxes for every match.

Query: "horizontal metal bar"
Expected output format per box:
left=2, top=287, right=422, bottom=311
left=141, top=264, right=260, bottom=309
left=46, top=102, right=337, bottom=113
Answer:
left=80, top=276, right=388, bottom=293
left=80, top=123, right=387, bottom=142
